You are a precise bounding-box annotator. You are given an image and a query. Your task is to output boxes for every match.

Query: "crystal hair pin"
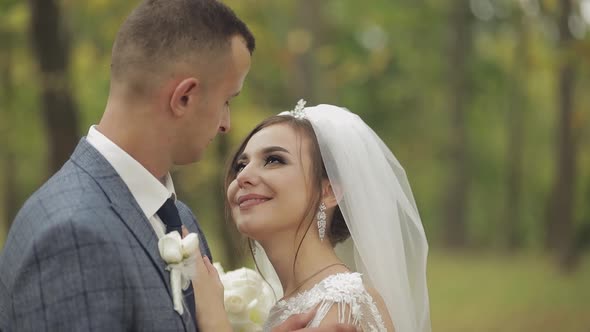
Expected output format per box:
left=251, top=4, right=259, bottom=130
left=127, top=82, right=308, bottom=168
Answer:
left=289, top=99, right=307, bottom=119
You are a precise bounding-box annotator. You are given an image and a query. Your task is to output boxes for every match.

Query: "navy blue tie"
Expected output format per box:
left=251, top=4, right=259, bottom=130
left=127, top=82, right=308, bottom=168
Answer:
left=157, top=198, right=198, bottom=330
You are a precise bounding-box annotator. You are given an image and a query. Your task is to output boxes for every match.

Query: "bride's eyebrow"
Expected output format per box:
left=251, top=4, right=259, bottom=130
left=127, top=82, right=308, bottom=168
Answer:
left=236, top=153, right=249, bottom=162
left=260, top=146, right=290, bottom=155
left=237, top=146, right=291, bottom=162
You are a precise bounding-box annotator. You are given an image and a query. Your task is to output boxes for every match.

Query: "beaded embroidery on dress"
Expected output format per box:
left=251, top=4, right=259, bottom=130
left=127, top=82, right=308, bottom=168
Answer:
left=263, top=273, right=387, bottom=332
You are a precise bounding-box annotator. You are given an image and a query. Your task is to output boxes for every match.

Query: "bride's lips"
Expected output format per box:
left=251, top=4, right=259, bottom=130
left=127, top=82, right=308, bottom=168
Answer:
left=237, top=193, right=271, bottom=209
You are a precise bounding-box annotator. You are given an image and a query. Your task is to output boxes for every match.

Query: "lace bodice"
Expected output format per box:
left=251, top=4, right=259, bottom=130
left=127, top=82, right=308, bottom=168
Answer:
left=263, top=272, right=387, bottom=332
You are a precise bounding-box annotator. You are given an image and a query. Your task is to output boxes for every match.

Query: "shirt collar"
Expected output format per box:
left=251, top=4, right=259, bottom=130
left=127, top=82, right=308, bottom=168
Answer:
left=86, top=125, right=175, bottom=219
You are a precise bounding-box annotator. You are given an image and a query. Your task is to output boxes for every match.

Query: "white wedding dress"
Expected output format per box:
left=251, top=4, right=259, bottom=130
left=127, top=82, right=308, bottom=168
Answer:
left=262, top=273, right=387, bottom=332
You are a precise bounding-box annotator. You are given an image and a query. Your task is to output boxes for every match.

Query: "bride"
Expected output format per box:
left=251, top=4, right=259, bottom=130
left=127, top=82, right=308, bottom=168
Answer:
left=192, top=100, right=431, bottom=332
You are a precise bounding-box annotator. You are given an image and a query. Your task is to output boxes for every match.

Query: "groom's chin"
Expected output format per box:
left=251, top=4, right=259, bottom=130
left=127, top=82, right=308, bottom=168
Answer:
left=172, top=147, right=206, bottom=166
left=174, top=154, right=202, bottom=165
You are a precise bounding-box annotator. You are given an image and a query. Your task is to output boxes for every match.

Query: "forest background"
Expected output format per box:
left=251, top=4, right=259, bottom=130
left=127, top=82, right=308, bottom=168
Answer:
left=1, top=0, right=589, bottom=330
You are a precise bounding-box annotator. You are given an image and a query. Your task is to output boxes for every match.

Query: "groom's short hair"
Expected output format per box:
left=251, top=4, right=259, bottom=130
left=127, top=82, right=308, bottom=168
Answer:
left=110, top=0, right=255, bottom=94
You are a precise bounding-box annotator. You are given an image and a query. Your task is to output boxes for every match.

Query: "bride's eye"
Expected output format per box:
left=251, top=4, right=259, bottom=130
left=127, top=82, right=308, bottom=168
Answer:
left=264, top=155, right=285, bottom=166
left=234, top=161, right=247, bottom=173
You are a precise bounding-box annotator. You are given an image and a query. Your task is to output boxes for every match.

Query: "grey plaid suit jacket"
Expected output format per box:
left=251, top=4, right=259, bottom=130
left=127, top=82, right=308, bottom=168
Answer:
left=0, top=138, right=211, bottom=331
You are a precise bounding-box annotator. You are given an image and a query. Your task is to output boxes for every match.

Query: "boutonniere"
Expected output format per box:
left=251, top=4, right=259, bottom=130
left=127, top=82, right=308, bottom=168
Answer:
left=158, top=231, right=200, bottom=315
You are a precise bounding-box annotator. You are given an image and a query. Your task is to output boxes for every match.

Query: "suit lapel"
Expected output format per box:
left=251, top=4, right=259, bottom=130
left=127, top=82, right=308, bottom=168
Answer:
left=70, top=139, right=193, bottom=331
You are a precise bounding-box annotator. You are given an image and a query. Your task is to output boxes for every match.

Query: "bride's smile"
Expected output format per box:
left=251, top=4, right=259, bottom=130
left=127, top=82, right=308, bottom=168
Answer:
left=237, top=193, right=272, bottom=209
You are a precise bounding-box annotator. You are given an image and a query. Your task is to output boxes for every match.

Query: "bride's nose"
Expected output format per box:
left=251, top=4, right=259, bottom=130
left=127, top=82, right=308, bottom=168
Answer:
left=236, top=164, right=259, bottom=188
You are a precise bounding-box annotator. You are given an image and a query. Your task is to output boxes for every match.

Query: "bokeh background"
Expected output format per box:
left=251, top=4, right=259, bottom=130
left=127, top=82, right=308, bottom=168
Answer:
left=1, top=0, right=589, bottom=331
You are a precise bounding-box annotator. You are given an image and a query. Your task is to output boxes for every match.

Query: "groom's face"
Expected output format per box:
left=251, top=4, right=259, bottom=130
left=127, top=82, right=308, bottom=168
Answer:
left=174, top=35, right=251, bottom=164
left=227, top=124, right=315, bottom=242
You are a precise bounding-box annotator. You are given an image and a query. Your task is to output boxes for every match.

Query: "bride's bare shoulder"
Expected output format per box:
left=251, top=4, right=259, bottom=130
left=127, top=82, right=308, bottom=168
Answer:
left=364, top=285, right=396, bottom=332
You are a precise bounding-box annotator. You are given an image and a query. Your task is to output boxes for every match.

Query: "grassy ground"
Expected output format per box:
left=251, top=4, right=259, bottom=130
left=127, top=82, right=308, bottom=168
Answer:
left=1, top=232, right=588, bottom=331
left=428, top=252, right=590, bottom=332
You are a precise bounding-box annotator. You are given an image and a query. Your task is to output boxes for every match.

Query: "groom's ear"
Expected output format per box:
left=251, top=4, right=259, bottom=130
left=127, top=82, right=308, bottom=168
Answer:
left=170, top=77, right=200, bottom=117
left=321, top=180, right=339, bottom=209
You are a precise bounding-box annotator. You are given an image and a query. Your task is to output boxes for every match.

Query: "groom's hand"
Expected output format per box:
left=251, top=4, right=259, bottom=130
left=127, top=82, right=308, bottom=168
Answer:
left=272, top=311, right=358, bottom=332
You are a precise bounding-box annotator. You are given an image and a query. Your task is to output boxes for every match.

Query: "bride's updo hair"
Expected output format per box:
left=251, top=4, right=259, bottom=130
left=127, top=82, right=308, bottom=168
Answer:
left=224, top=115, right=351, bottom=248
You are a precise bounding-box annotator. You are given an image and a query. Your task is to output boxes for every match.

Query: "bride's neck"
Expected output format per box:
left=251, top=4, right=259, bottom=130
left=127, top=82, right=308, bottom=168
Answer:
left=260, top=233, right=344, bottom=298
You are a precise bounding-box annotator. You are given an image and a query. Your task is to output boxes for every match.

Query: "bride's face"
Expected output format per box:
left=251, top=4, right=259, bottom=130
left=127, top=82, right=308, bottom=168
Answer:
left=226, top=123, right=315, bottom=241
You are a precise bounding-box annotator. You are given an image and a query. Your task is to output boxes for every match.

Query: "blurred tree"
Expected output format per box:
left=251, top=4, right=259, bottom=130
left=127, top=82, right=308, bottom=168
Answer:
left=504, top=7, right=531, bottom=250
left=0, top=27, right=18, bottom=234
left=545, top=0, right=579, bottom=271
left=443, top=0, right=473, bottom=248
left=289, top=0, right=324, bottom=101
left=575, top=176, right=590, bottom=254
left=28, top=0, right=80, bottom=174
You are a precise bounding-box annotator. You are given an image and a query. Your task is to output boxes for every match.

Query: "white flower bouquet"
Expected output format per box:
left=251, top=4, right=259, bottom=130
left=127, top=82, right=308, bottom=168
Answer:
left=214, top=263, right=276, bottom=332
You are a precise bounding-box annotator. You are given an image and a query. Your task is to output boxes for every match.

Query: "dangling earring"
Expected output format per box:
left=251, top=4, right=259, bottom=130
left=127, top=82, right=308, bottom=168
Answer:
left=317, top=202, right=327, bottom=242
left=250, top=239, right=258, bottom=256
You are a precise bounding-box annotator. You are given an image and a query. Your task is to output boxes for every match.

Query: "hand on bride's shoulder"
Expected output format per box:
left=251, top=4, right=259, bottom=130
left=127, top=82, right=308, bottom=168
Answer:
left=272, top=311, right=358, bottom=332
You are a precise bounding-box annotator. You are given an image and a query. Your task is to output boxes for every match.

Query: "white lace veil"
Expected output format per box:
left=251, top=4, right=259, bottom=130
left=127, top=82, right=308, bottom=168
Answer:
left=256, top=102, right=431, bottom=332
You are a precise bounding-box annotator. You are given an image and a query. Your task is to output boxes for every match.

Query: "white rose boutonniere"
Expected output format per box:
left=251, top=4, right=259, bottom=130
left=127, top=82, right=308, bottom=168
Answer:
left=158, top=231, right=200, bottom=315
left=215, top=263, right=276, bottom=332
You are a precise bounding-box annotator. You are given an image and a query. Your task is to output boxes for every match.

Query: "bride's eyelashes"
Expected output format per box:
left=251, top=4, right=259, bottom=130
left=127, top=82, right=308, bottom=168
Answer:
left=233, top=154, right=288, bottom=173
left=264, top=154, right=286, bottom=167
left=234, top=161, right=247, bottom=173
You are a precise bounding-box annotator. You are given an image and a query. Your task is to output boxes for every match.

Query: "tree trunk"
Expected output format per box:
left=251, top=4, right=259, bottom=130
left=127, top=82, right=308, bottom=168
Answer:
left=504, top=15, right=529, bottom=251
left=0, top=29, right=18, bottom=237
left=545, top=0, right=578, bottom=271
left=572, top=179, right=590, bottom=257
left=290, top=0, right=323, bottom=102
left=28, top=0, right=80, bottom=175
left=2, top=152, right=18, bottom=235
left=443, top=0, right=472, bottom=249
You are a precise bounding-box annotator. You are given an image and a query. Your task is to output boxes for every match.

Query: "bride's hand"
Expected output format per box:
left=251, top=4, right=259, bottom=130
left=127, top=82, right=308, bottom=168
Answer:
left=185, top=228, right=231, bottom=332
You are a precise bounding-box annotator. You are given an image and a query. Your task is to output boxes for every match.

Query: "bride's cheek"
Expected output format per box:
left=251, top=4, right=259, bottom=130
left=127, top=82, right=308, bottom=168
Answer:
left=226, top=188, right=234, bottom=201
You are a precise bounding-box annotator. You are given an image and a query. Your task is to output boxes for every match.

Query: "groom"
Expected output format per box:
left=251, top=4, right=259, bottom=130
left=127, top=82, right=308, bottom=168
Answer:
left=0, top=1, right=355, bottom=332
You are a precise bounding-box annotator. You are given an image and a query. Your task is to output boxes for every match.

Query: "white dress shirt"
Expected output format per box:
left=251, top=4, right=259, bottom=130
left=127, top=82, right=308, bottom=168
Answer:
left=86, top=125, right=173, bottom=239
